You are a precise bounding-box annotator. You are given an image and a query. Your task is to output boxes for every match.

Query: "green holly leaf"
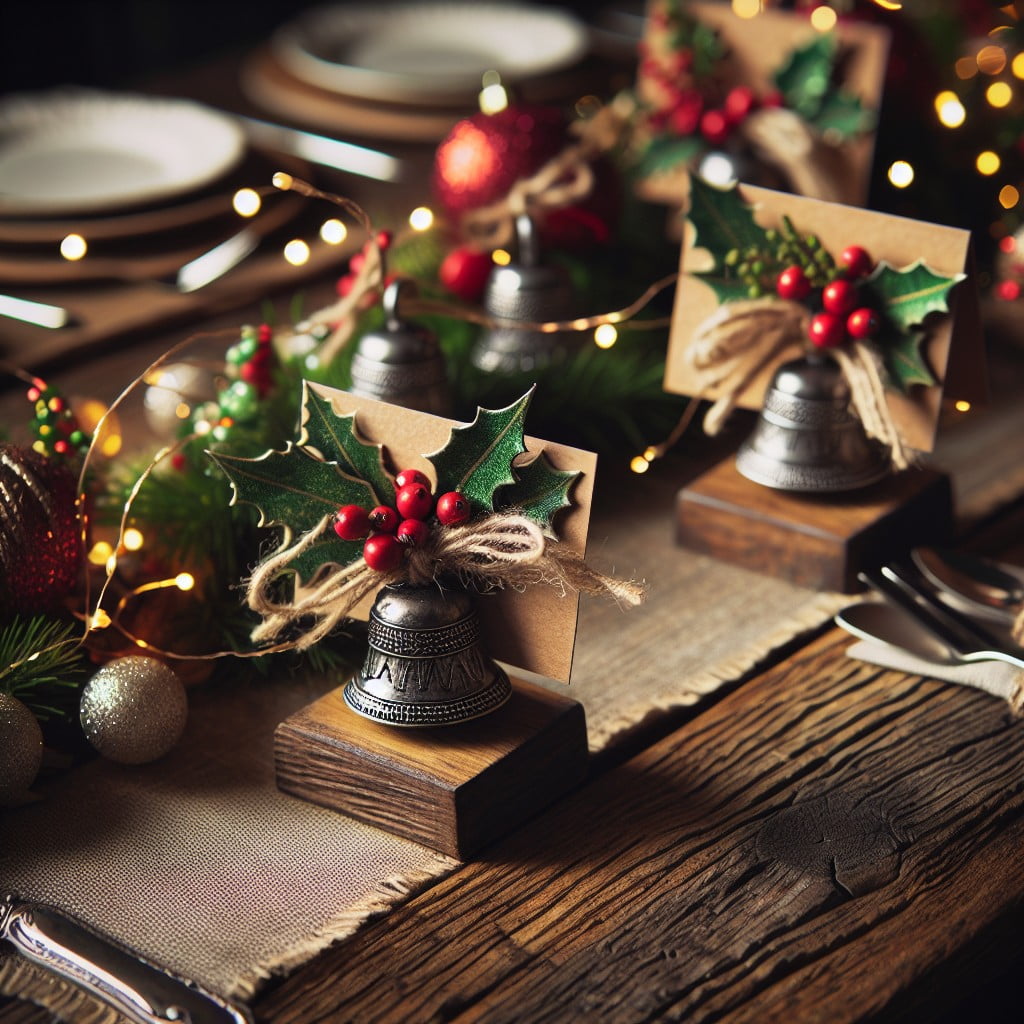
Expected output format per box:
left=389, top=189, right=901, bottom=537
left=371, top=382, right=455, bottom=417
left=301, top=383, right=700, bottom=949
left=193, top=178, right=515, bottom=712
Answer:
left=867, top=260, right=964, bottom=333
left=299, top=383, right=395, bottom=507
left=427, top=390, right=533, bottom=512
left=497, top=454, right=580, bottom=537
left=208, top=445, right=372, bottom=581
left=635, top=135, right=704, bottom=179
left=687, top=177, right=770, bottom=271
left=880, top=326, right=936, bottom=392
left=813, top=90, right=874, bottom=139
left=774, top=33, right=836, bottom=120
left=690, top=21, right=726, bottom=79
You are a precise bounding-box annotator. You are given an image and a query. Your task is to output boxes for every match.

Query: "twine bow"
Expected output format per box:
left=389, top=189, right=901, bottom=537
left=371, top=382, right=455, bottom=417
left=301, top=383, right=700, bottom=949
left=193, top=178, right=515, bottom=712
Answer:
left=246, top=512, right=644, bottom=651
left=687, top=297, right=913, bottom=470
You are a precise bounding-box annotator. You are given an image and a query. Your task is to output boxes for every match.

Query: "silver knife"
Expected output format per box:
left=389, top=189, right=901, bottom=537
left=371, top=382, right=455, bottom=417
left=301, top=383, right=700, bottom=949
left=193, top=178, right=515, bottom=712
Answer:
left=237, top=115, right=404, bottom=183
left=0, top=292, right=72, bottom=329
left=174, top=227, right=260, bottom=293
left=1, top=893, right=252, bottom=1024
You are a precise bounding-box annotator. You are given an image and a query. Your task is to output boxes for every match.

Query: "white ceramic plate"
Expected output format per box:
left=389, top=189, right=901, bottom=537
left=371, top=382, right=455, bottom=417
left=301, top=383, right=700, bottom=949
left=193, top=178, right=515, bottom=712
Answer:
left=271, top=2, right=588, bottom=106
left=0, top=91, right=245, bottom=216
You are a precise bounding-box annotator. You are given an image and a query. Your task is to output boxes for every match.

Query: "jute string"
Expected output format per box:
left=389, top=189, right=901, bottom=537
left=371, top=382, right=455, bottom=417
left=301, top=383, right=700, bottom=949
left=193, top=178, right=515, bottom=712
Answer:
left=687, top=297, right=912, bottom=468
left=739, top=106, right=850, bottom=205
left=831, top=339, right=912, bottom=471
left=461, top=146, right=595, bottom=250
left=687, top=298, right=806, bottom=436
left=246, top=512, right=644, bottom=650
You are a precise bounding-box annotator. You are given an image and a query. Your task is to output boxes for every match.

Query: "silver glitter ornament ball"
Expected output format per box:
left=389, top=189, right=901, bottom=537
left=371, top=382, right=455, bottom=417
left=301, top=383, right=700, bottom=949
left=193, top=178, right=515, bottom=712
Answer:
left=80, top=656, right=188, bottom=764
left=0, top=692, right=44, bottom=805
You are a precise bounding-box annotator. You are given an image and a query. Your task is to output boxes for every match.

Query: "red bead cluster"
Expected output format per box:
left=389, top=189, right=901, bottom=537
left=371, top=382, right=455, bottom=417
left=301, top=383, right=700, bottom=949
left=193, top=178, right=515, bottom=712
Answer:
left=774, top=245, right=881, bottom=350
left=336, top=230, right=394, bottom=306
left=333, top=468, right=472, bottom=572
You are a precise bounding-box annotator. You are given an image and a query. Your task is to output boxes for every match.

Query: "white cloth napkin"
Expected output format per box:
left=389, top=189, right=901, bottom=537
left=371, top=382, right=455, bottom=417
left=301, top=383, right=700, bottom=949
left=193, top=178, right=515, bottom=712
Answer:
left=845, top=639, right=1024, bottom=708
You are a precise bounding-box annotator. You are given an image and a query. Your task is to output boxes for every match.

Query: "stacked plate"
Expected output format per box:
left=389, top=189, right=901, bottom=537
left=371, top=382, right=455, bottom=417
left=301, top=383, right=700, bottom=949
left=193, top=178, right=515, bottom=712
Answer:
left=0, top=89, right=304, bottom=287
left=243, top=1, right=593, bottom=142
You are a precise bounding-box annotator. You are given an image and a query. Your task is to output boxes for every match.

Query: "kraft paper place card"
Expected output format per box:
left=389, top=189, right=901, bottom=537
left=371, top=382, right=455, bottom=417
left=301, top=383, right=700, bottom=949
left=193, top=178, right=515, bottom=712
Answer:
left=305, top=384, right=597, bottom=684
left=664, top=182, right=984, bottom=453
left=635, top=0, right=890, bottom=209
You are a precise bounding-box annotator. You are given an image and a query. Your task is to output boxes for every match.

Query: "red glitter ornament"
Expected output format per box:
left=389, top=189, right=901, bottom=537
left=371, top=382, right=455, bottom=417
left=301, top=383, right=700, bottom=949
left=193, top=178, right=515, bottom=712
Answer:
left=0, top=444, right=83, bottom=616
left=433, top=105, right=569, bottom=219
left=433, top=103, right=618, bottom=248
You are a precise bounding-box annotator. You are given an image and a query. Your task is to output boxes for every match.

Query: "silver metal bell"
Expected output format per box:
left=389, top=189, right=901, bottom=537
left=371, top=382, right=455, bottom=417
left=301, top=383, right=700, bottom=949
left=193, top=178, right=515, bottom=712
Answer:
left=735, top=355, right=890, bottom=493
left=473, top=213, right=579, bottom=374
left=343, top=582, right=512, bottom=727
left=349, top=278, right=450, bottom=415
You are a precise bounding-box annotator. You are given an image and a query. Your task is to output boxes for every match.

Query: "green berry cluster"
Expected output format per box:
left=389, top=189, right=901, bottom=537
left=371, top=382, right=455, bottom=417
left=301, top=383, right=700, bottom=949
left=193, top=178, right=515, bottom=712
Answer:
left=723, top=216, right=837, bottom=298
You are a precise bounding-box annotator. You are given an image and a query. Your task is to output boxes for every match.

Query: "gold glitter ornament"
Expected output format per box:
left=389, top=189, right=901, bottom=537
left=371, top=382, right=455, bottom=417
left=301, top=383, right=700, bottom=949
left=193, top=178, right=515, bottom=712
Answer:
left=0, top=693, right=44, bottom=805
left=79, top=656, right=187, bottom=764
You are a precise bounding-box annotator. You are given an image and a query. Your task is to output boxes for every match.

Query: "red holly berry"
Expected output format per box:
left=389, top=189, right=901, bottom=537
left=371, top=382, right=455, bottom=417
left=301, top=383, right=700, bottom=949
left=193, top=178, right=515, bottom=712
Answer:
left=349, top=251, right=366, bottom=274
left=808, top=312, right=847, bottom=349
left=435, top=491, right=472, bottom=526
left=846, top=307, right=881, bottom=339
left=839, top=245, right=873, bottom=278
left=699, top=109, right=730, bottom=146
left=375, top=229, right=393, bottom=251
left=369, top=505, right=399, bottom=533
left=363, top=533, right=404, bottom=572
left=438, top=246, right=493, bottom=303
left=724, top=86, right=757, bottom=125
left=822, top=278, right=858, bottom=315
left=395, top=468, right=430, bottom=490
left=396, top=482, right=433, bottom=521
left=397, top=518, right=431, bottom=547
left=776, top=265, right=811, bottom=301
left=334, top=504, right=370, bottom=541
left=668, top=91, right=704, bottom=136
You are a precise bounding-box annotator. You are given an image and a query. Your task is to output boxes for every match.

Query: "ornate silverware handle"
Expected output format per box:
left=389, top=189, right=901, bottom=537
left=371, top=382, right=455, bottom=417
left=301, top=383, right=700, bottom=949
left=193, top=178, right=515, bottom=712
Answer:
left=1, top=893, right=252, bottom=1024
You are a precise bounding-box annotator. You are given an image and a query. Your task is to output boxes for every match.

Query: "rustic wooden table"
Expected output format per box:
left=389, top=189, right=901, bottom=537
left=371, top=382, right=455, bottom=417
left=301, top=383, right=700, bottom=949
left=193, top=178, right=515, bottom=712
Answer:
left=4, top=52, right=1024, bottom=1024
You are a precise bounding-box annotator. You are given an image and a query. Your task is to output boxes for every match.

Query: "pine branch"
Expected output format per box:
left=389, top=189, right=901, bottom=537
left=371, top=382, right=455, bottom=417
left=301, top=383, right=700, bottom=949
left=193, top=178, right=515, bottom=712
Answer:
left=0, top=615, right=87, bottom=720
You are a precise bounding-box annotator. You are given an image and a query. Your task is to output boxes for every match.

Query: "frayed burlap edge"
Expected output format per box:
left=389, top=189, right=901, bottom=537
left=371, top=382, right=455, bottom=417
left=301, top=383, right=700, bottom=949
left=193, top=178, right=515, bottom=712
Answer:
left=583, top=590, right=849, bottom=751
left=227, top=852, right=458, bottom=1000
left=0, top=854, right=457, bottom=1021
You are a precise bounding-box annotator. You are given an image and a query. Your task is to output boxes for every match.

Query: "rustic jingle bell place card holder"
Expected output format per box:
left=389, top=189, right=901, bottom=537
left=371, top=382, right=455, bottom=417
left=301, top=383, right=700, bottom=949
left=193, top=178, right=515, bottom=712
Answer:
left=211, top=384, right=641, bottom=859
left=665, top=180, right=985, bottom=593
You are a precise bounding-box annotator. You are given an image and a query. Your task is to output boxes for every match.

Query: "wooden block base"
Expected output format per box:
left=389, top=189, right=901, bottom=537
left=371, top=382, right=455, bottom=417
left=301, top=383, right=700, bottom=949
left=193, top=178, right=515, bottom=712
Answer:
left=676, top=459, right=953, bottom=592
left=274, top=678, right=588, bottom=859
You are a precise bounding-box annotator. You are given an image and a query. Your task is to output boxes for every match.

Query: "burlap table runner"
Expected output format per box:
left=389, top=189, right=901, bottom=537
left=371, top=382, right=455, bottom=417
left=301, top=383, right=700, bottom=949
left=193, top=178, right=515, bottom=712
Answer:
left=3, top=391, right=1023, bottom=1021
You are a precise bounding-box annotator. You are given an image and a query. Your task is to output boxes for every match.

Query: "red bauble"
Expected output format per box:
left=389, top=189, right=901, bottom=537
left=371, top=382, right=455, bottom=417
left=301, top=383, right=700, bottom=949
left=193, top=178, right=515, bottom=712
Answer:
left=776, top=265, right=811, bottom=301
left=0, top=444, right=83, bottom=616
left=439, top=246, right=493, bottom=303
left=433, top=104, right=618, bottom=249
left=369, top=506, right=399, bottom=533
left=395, top=483, right=433, bottom=521
left=334, top=504, right=370, bottom=541
left=808, top=312, right=846, bottom=349
left=839, top=245, right=873, bottom=278
left=847, top=307, right=881, bottom=339
left=822, top=278, right=858, bottom=315
left=435, top=491, right=472, bottom=526
left=395, top=468, right=430, bottom=490
left=434, top=105, right=569, bottom=219
left=363, top=534, right=404, bottom=572
left=397, top=518, right=431, bottom=547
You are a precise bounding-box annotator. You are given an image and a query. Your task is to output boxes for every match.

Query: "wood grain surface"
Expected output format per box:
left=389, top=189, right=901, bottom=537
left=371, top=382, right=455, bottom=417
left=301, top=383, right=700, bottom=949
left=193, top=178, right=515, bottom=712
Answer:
left=254, top=629, right=1024, bottom=1023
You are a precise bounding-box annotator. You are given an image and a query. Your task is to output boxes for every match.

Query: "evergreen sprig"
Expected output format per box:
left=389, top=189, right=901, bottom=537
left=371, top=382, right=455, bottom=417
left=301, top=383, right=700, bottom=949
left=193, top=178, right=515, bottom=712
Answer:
left=0, top=616, right=87, bottom=720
